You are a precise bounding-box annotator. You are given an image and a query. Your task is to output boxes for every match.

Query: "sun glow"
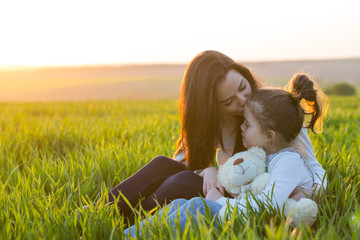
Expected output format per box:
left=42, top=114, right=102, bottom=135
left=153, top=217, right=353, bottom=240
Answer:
left=0, top=0, right=359, bottom=67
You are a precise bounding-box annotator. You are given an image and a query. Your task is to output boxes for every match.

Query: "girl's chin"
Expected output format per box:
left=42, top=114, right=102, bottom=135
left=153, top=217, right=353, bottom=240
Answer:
left=242, top=139, right=248, bottom=148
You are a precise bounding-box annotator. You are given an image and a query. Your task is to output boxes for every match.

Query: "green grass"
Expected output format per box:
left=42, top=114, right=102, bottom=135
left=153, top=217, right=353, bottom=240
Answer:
left=0, top=97, right=359, bottom=239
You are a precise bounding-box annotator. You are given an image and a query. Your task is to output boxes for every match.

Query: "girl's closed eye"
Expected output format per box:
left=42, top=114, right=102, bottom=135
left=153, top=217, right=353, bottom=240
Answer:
left=244, top=119, right=249, bottom=128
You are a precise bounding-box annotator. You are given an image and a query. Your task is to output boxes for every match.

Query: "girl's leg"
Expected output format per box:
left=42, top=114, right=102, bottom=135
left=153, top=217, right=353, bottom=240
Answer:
left=124, top=197, right=223, bottom=238
left=107, top=155, right=186, bottom=218
left=141, top=170, right=204, bottom=211
left=124, top=198, right=189, bottom=238
left=167, top=197, right=223, bottom=230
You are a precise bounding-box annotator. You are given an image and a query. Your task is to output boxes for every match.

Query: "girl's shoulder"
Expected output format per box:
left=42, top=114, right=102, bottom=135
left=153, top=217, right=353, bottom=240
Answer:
left=267, top=147, right=315, bottom=182
left=267, top=147, right=304, bottom=167
left=267, top=147, right=301, bottom=159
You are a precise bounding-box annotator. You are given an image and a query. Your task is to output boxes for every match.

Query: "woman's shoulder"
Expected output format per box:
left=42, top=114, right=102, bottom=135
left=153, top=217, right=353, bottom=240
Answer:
left=295, top=127, right=312, bottom=146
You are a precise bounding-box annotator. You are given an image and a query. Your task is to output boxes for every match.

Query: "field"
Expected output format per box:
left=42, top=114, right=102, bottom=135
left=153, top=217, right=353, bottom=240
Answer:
left=0, top=96, right=359, bottom=239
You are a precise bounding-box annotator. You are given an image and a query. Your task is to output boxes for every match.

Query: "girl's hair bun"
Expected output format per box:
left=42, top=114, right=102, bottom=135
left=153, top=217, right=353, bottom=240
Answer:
left=291, top=74, right=317, bottom=102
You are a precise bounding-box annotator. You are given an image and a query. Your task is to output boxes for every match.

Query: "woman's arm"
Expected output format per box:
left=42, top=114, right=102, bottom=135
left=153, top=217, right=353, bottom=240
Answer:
left=175, top=146, right=230, bottom=196
left=296, top=128, right=327, bottom=187
left=216, top=148, right=233, bottom=165
left=197, top=148, right=232, bottom=196
left=289, top=183, right=324, bottom=201
left=200, top=167, right=224, bottom=196
left=291, top=128, right=327, bottom=200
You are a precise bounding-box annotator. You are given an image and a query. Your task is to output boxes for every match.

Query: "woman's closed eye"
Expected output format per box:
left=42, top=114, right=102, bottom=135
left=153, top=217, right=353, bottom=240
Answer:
left=238, top=80, right=246, bottom=91
left=224, top=99, right=233, bottom=106
left=238, top=85, right=245, bottom=92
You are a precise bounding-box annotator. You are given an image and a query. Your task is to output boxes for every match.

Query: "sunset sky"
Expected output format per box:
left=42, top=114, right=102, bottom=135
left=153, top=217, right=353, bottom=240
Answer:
left=0, top=0, right=359, bottom=67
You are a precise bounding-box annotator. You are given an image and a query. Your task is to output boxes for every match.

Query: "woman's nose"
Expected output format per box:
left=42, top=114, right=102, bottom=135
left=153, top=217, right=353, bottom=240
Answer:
left=236, top=93, right=247, bottom=105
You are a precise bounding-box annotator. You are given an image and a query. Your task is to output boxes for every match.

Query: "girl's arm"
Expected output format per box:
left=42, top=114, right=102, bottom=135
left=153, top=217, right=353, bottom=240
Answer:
left=214, top=153, right=312, bottom=215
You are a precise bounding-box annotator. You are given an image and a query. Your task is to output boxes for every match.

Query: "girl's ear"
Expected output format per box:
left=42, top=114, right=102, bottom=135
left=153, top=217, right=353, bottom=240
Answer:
left=267, top=130, right=276, bottom=143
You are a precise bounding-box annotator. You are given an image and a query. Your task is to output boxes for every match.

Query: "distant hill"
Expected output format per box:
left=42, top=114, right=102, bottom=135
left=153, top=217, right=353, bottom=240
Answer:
left=246, top=58, right=360, bottom=87
left=0, top=58, right=359, bottom=101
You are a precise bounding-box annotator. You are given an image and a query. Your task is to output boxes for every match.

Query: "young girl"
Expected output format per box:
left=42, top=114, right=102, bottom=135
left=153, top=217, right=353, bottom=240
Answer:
left=124, top=73, right=327, bottom=237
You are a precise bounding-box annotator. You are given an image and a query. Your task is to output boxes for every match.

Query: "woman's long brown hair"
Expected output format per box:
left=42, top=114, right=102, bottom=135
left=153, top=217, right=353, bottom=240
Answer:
left=173, top=50, right=261, bottom=171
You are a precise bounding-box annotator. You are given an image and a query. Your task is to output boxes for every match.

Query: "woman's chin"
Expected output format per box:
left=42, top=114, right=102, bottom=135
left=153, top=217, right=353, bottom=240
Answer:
left=231, top=111, right=243, bottom=117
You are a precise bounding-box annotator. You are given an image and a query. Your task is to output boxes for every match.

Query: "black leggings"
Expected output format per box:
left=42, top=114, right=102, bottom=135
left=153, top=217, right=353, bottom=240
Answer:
left=107, top=155, right=204, bottom=218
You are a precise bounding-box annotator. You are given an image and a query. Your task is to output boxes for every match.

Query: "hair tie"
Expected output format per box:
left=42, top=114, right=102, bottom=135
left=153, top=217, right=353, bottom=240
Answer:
left=289, top=92, right=301, bottom=103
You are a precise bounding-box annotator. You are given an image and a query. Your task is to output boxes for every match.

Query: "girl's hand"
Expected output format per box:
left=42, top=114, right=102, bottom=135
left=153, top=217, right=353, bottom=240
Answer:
left=200, top=166, right=225, bottom=196
left=290, top=183, right=323, bottom=201
left=206, top=188, right=224, bottom=201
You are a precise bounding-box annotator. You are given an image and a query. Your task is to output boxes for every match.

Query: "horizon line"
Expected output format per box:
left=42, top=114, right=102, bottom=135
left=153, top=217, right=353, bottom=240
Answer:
left=1, top=56, right=360, bottom=71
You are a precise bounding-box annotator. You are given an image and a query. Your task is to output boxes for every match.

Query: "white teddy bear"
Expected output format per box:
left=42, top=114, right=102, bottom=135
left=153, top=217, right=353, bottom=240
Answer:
left=217, top=146, right=318, bottom=227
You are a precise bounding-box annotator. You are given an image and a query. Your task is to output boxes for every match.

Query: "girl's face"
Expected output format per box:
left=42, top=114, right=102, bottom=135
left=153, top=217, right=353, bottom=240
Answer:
left=240, top=104, right=269, bottom=151
left=216, top=69, right=252, bottom=117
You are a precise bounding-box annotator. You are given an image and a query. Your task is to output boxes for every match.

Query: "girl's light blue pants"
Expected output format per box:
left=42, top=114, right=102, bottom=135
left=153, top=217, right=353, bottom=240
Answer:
left=124, top=197, right=223, bottom=238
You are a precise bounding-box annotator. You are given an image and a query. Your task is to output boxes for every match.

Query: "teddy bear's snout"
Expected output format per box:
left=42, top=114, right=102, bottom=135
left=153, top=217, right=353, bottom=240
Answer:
left=233, top=158, right=244, bottom=165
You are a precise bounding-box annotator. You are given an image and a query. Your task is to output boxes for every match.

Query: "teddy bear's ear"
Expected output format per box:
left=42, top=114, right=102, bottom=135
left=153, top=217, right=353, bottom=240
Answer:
left=233, top=158, right=244, bottom=165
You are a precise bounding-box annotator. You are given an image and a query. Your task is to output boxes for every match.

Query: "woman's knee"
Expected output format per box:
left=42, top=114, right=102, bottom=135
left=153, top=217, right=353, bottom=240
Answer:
left=163, top=171, right=202, bottom=190
left=149, top=155, right=173, bottom=166
left=142, top=171, right=203, bottom=206
left=167, top=170, right=199, bottom=184
left=148, top=155, right=185, bottom=170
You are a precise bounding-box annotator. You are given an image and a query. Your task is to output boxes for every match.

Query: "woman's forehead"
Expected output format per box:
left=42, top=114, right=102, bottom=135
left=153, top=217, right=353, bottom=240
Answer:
left=216, top=70, right=244, bottom=100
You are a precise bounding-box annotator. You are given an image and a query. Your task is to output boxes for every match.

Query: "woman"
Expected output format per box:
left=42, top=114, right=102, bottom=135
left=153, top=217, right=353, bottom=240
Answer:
left=103, top=51, right=325, bottom=218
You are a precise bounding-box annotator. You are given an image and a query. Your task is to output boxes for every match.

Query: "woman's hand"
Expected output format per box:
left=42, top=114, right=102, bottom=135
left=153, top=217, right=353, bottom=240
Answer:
left=200, top=166, right=225, bottom=196
left=206, top=188, right=224, bottom=201
left=290, top=183, right=323, bottom=201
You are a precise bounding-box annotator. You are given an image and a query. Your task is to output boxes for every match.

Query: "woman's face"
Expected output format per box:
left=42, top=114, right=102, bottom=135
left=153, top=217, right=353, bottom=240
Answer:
left=216, top=69, right=252, bottom=117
